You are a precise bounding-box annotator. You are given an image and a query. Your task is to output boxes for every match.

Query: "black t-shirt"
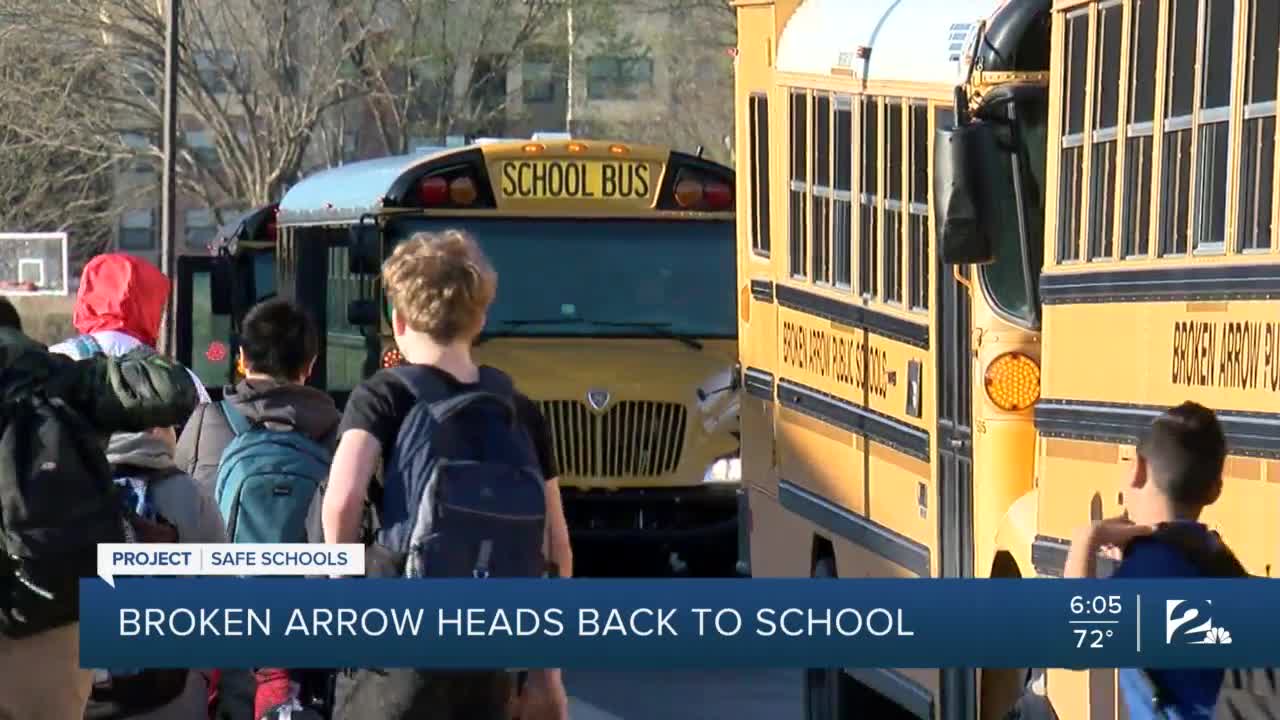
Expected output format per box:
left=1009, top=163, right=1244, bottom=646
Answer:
left=337, top=364, right=559, bottom=481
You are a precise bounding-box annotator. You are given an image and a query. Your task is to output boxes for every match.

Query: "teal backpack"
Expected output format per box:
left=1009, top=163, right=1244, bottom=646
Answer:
left=213, top=401, right=331, bottom=543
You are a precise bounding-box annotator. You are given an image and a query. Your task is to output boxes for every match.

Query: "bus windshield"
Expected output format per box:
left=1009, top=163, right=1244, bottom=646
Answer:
left=391, top=217, right=737, bottom=338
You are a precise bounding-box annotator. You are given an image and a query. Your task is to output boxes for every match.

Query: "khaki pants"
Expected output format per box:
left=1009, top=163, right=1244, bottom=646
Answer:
left=0, top=622, right=95, bottom=720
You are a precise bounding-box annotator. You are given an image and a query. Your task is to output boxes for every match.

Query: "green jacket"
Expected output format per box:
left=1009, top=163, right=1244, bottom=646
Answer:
left=0, top=327, right=198, bottom=436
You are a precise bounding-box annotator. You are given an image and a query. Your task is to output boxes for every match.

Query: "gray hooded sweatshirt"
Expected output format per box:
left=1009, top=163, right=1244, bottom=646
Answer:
left=99, top=430, right=226, bottom=720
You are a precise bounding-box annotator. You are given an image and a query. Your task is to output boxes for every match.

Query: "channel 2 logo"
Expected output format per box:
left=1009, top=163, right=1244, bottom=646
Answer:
left=1165, top=599, right=1232, bottom=645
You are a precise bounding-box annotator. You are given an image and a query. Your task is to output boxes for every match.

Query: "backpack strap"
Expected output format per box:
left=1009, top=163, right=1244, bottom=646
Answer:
left=388, top=365, right=517, bottom=428
left=220, top=400, right=252, bottom=437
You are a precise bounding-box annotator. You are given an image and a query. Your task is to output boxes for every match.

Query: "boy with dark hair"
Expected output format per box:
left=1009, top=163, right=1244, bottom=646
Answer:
left=176, top=297, right=339, bottom=495
left=1066, top=401, right=1238, bottom=719
left=0, top=296, right=20, bottom=332
left=175, top=298, right=340, bottom=720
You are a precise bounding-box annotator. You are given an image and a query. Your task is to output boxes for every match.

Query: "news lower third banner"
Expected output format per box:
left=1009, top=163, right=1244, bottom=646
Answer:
left=80, top=575, right=1278, bottom=670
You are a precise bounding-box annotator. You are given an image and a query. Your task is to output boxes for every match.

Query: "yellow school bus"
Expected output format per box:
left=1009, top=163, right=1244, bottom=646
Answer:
left=1017, top=0, right=1279, bottom=717
left=273, top=138, right=743, bottom=573
left=736, top=0, right=1278, bottom=718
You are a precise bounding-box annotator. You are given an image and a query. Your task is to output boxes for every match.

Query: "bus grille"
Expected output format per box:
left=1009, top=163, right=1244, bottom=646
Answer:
left=538, top=400, right=688, bottom=478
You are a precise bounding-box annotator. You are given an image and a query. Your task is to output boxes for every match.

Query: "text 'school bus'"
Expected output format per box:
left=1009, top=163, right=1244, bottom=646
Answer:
left=257, top=138, right=743, bottom=571
left=175, top=203, right=279, bottom=402
left=734, top=0, right=1278, bottom=718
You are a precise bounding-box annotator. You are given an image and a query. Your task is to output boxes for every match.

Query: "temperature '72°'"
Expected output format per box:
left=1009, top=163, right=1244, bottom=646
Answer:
left=1075, top=628, right=1114, bottom=648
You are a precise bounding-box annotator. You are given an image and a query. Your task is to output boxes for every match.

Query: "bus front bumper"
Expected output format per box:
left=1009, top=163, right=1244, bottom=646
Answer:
left=561, top=485, right=741, bottom=544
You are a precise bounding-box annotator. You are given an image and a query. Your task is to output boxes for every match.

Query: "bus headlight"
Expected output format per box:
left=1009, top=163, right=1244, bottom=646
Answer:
left=703, top=454, right=742, bottom=484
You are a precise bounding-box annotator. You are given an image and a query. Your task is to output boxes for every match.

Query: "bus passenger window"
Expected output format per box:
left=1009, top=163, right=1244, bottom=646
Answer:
left=789, top=90, right=809, bottom=279
left=1193, top=0, right=1234, bottom=252
left=1239, top=0, right=1278, bottom=252
left=883, top=99, right=904, bottom=304
left=859, top=96, right=880, bottom=298
left=812, top=92, right=833, bottom=284
left=1087, top=1, right=1122, bottom=262
left=1160, top=0, right=1197, bottom=257
left=834, top=97, right=852, bottom=289
left=908, top=103, right=929, bottom=311
left=749, top=94, right=772, bottom=257
left=1056, top=10, right=1088, bottom=263
left=1121, top=0, right=1158, bottom=258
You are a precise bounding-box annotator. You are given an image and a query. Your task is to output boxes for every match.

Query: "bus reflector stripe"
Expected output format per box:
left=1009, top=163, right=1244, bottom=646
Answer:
left=1034, top=399, right=1280, bottom=459
left=773, top=283, right=929, bottom=349
left=743, top=367, right=775, bottom=400
left=777, top=378, right=931, bottom=461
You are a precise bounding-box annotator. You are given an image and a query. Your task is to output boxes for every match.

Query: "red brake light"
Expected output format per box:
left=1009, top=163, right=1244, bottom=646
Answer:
left=704, top=182, right=733, bottom=210
left=206, top=341, right=227, bottom=362
left=418, top=176, right=449, bottom=206
left=382, top=346, right=404, bottom=368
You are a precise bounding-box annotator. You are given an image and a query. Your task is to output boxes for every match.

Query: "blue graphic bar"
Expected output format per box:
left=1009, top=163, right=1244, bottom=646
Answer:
left=78, top=578, right=1278, bottom=669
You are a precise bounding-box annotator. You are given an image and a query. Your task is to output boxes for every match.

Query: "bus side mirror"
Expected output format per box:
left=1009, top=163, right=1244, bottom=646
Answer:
left=347, top=299, right=379, bottom=327
left=210, top=258, right=233, bottom=315
left=933, top=121, right=997, bottom=265
left=348, top=223, right=380, bottom=275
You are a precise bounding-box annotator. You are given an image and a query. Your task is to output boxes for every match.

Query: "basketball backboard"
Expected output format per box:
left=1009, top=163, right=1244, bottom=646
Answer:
left=0, top=232, right=70, bottom=295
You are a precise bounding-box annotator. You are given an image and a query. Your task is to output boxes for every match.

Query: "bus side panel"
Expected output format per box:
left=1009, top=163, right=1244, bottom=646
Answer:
left=736, top=3, right=782, bottom=501
left=746, top=485, right=811, bottom=578
left=1037, top=295, right=1280, bottom=575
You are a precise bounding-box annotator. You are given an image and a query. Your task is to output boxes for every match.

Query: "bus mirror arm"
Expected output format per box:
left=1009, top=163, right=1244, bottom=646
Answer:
left=697, top=365, right=742, bottom=401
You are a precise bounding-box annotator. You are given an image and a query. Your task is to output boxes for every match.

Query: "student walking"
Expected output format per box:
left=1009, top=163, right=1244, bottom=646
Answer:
left=0, top=297, right=199, bottom=720
left=174, top=297, right=340, bottom=720
left=321, top=230, right=572, bottom=720
left=1065, top=401, right=1243, bottom=719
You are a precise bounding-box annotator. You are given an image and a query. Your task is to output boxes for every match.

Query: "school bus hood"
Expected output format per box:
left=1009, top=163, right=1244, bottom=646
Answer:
left=471, top=337, right=740, bottom=488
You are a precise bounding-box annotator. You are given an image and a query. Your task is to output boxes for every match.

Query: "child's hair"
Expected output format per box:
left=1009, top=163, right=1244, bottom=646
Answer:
left=0, top=296, right=20, bottom=332
left=1137, top=401, right=1227, bottom=507
left=239, top=298, right=319, bottom=380
left=381, top=229, right=497, bottom=343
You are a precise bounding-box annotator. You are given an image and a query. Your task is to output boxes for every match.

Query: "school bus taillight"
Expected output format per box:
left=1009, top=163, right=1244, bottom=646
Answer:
left=983, top=352, right=1040, bottom=412
left=675, top=178, right=733, bottom=211
left=417, top=176, right=477, bottom=207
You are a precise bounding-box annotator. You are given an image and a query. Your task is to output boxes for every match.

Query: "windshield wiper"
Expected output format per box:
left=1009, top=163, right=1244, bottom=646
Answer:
left=588, top=321, right=704, bottom=350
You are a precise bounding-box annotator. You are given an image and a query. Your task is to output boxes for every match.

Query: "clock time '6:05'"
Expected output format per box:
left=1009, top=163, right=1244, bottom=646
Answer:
left=1071, top=595, right=1122, bottom=615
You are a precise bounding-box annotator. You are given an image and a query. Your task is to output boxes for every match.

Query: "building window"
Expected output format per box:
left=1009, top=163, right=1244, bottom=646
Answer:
left=858, top=96, right=879, bottom=297
left=121, top=131, right=154, bottom=174
left=186, top=130, right=219, bottom=168
left=1056, top=10, right=1088, bottom=263
left=1192, top=0, right=1234, bottom=252
left=1121, top=0, right=1158, bottom=258
left=788, top=90, right=808, bottom=279
left=127, top=64, right=156, bottom=98
left=833, top=96, right=852, bottom=288
left=523, top=46, right=559, bottom=103
left=748, top=93, right=772, bottom=257
left=1239, top=0, right=1278, bottom=251
left=119, top=209, right=155, bottom=251
left=1160, top=0, right=1197, bottom=256
left=185, top=208, right=216, bottom=248
left=586, top=55, right=654, bottom=100
left=196, top=50, right=236, bottom=94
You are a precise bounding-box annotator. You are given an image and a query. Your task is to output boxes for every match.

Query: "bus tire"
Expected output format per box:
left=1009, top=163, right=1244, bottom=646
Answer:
left=805, top=556, right=854, bottom=720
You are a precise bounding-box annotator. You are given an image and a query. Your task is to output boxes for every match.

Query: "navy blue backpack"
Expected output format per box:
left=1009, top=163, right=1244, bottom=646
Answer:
left=374, top=366, right=547, bottom=579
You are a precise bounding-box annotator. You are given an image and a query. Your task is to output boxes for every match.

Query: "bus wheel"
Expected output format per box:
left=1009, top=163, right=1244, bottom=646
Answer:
left=805, top=556, right=852, bottom=720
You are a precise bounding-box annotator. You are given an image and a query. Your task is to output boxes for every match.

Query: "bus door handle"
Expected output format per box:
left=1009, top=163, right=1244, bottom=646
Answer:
left=949, top=438, right=966, bottom=450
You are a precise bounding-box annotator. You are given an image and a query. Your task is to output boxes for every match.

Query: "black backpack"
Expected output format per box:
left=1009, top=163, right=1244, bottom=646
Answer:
left=370, top=366, right=547, bottom=580
left=0, top=377, right=126, bottom=639
left=1139, top=524, right=1279, bottom=720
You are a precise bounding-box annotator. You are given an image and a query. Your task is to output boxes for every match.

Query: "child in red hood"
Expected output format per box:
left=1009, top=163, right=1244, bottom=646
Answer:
left=51, top=254, right=210, bottom=403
